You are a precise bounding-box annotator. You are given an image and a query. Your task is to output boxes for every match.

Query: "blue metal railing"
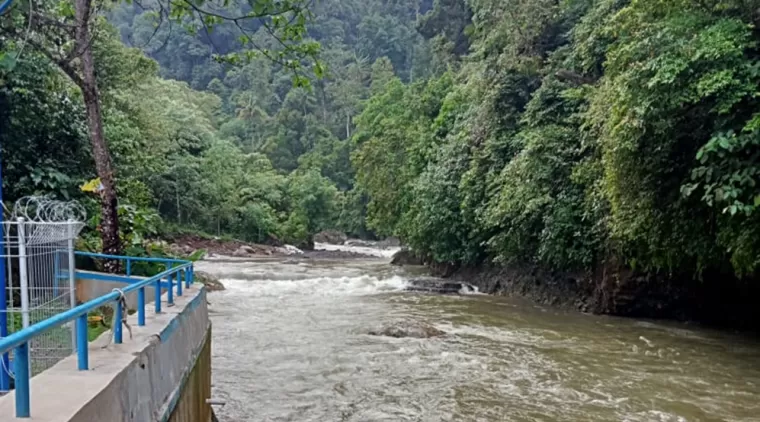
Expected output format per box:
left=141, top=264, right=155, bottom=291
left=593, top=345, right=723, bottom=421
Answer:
left=0, top=0, right=13, bottom=14
left=74, top=251, right=190, bottom=273
left=0, top=253, right=194, bottom=418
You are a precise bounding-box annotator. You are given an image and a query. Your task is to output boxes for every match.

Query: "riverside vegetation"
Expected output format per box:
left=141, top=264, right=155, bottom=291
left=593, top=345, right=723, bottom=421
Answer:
left=3, top=0, right=760, bottom=324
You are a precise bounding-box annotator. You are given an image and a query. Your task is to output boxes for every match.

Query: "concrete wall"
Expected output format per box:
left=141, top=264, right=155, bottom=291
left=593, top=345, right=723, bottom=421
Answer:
left=76, top=271, right=168, bottom=310
left=0, top=283, right=212, bottom=422
left=168, top=327, right=212, bottom=422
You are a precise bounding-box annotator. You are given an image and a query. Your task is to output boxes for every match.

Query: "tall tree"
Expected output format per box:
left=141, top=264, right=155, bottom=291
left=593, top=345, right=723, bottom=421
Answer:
left=76, top=0, right=120, bottom=264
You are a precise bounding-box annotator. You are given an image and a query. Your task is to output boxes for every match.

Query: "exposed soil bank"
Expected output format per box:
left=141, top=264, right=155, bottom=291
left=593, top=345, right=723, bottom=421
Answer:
left=431, top=261, right=760, bottom=330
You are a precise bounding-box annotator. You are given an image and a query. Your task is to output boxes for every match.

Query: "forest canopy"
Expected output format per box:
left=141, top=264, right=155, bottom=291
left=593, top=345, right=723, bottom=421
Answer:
left=2, top=0, right=760, bottom=281
left=349, top=0, right=760, bottom=280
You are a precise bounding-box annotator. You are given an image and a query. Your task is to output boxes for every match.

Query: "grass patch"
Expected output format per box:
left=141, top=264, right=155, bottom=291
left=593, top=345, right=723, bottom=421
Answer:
left=86, top=308, right=135, bottom=342
left=87, top=309, right=112, bottom=342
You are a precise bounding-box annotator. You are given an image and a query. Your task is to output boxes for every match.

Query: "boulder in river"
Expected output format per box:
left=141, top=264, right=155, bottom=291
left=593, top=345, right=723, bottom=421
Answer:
left=405, top=278, right=476, bottom=294
left=391, top=249, right=424, bottom=266
left=368, top=321, right=445, bottom=338
left=232, top=245, right=259, bottom=257
left=194, top=271, right=226, bottom=291
left=280, top=244, right=304, bottom=255
left=314, top=230, right=348, bottom=245
left=377, top=237, right=401, bottom=248
left=295, top=237, right=315, bottom=251
left=344, top=239, right=375, bottom=247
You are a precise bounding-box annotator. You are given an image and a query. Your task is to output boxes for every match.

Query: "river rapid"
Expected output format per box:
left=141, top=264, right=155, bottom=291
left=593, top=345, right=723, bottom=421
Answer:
left=195, top=249, right=760, bottom=422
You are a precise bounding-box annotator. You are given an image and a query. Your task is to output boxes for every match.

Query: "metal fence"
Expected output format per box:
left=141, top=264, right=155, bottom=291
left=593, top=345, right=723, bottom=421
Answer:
left=0, top=197, right=86, bottom=391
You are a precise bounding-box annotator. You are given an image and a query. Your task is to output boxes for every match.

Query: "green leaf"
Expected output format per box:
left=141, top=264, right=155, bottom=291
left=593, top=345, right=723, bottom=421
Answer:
left=0, top=52, right=17, bottom=72
left=314, top=61, right=325, bottom=79
left=252, top=1, right=267, bottom=15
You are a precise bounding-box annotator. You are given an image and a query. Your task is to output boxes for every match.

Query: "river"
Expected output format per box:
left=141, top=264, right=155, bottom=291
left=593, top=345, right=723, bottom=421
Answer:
left=196, top=250, right=760, bottom=422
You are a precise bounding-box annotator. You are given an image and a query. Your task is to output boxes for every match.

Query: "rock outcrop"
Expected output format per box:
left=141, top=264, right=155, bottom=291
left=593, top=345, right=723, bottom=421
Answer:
left=232, top=245, right=259, bottom=257
left=377, top=237, right=401, bottom=248
left=194, top=271, right=226, bottom=291
left=314, top=230, right=348, bottom=245
left=390, top=249, right=424, bottom=266
left=367, top=321, right=445, bottom=338
left=405, top=278, right=476, bottom=294
left=165, top=234, right=280, bottom=257
left=344, top=239, right=374, bottom=247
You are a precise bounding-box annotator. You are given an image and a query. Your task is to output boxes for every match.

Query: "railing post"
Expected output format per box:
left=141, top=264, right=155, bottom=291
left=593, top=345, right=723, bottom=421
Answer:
left=54, top=251, right=60, bottom=298
left=67, top=221, right=77, bottom=353
left=76, top=314, right=88, bottom=370
left=114, top=300, right=123, bottom=344
left=186, top=265, right=192, bottom=288
left=176, top=269, right=183, bottom=297
left=137, top=287, right=145, bottom=326
left=17, top=218, right=30, bottom=329
left=0, top=153, right=9, bottom=392
left=126, top=258, right=131, bottom=277
left=167, top=273, right=174, bottom=306
left=13, top=342, right=30, bottom=418
left=154, top=280, right=162, bottom=313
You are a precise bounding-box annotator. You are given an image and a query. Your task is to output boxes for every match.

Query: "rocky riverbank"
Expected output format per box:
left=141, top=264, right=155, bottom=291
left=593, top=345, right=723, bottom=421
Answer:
left=387, top=249, right=760, bottom=329
left=162, top=234, right=283, bottom=257
left=443, top=263, right=760, bottom=329
left=163, top=233, right=390, bottom=262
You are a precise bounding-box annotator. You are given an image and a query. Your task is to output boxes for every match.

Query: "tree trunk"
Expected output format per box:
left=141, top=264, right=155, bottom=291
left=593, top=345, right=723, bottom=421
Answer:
left=318, top=82, right=328, bottom=124
left=75, top=0, right=122, bottom=271
left=346, top=113, right=351, bottom=139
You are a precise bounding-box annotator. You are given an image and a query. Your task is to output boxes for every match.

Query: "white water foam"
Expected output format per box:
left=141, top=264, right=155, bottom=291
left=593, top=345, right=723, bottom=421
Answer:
left=314, top=242, right=401, bottom=258
left=459, top=284, right=482, bottom=295
left=220, top=275, right=409, bottom=297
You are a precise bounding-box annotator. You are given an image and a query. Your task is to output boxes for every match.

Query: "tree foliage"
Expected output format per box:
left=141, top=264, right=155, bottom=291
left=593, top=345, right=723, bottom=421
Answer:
left=2, top=0, right=437, bottom=248
left=353, top=0, right=760, bottom=279
left=6, top=0, right=760, bottom=282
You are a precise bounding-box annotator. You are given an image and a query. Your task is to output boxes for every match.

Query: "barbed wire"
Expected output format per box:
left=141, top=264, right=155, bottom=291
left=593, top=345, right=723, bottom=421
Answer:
left=0, top=197, right=87, bottom=244
left=7, top=196, right=87, bottom=223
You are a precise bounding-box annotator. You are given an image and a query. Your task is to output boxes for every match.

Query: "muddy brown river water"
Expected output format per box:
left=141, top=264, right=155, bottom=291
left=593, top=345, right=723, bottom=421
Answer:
left=196, top=253, right=760, bottom=422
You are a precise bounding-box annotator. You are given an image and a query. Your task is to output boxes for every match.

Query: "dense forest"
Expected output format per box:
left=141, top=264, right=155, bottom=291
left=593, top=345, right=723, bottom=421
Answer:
left=3, top=0, right=760, bottom=316
left=2, top=0, right=435, bottom=250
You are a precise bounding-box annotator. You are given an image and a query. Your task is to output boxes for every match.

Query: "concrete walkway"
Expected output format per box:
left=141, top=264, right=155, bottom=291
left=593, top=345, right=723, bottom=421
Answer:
left=0, top=285, right=209, bottom=421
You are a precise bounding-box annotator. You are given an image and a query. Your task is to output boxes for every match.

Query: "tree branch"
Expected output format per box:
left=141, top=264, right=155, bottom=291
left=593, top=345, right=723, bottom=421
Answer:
left=193, top=8, right=221, bottom=56
left=169, top=0, right=297, bottom=22
left=24, top=37, right=85, bottom=87
left=133, top=3, right=167, bottom=49
left=31, top=11, right=76, bottom=31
